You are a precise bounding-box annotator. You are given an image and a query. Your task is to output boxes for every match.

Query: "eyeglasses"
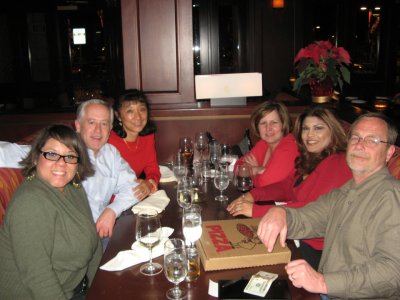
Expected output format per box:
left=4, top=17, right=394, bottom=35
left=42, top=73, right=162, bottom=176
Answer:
left=348, top=135, right=390, bottom=147
left=40, top=151, right=79, bottom=164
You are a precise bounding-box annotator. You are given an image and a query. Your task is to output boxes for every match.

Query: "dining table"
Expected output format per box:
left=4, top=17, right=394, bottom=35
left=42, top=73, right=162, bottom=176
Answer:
left=86, top=180, right=320, bottom=300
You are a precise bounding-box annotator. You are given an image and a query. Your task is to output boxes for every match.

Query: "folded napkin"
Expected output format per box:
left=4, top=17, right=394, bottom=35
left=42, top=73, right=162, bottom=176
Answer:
left=131, top=190, right=170, bottom=214
left=100, top=227, right=174, bottom=271
left=159, top=165, right=177, bottom=182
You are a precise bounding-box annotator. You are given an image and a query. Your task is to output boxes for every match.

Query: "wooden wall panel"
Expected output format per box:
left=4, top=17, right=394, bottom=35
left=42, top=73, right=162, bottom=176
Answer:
left=121, top=0, right=195, bottom=104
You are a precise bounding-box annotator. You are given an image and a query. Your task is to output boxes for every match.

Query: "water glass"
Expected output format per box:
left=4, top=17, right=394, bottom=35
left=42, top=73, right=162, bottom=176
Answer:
left=164, top=238, right=187, bottom=300
left=214, top=170, right=229, bottom=201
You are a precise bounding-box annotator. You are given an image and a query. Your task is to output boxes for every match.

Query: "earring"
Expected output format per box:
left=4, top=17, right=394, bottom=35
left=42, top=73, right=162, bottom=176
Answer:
left=118, top=119, right=122, bottom=127
left=72, top=172, right=81, bottom=189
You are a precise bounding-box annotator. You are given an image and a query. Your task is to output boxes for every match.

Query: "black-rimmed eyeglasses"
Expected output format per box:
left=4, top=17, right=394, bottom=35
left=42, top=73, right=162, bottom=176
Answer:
left=40, top=151, right=79, bottom=164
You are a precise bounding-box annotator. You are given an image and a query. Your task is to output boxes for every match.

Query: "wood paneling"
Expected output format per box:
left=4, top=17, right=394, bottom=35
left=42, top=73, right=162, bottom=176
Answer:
left=121, top=0, right=194, bottom=104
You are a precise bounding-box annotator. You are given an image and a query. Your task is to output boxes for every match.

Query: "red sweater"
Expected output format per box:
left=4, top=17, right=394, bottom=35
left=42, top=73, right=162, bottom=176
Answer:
left=237, top=134, right=299, bottom=187
left=108, top=131, right=161, bottom=184
left=250, top=152, right=352, bottom=250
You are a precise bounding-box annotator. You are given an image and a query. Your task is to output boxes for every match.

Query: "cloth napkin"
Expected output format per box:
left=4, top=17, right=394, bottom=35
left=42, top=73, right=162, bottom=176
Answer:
left=131, top=190, right=170, bottom=214
left=100, top=227, right=174, bottom=271
left=159, top=165, right=177, bottom=182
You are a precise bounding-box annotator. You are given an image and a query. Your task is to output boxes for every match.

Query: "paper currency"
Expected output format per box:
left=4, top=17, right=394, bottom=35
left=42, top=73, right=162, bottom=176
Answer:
left=243, top=271, right=278, bottom=297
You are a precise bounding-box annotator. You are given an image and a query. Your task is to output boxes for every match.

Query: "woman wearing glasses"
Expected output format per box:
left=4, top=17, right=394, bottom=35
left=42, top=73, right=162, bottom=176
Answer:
left=0, top=124, right=101, bottom=300
left=228, top=106, right=352, bottom=270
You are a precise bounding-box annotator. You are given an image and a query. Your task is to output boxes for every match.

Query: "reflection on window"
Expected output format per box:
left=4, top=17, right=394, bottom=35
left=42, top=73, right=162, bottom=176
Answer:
left=192, top=0, right=250, bottom=75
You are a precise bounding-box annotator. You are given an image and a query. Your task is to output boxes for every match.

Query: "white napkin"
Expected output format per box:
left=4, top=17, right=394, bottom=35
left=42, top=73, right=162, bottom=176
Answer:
left=131, top=190, right=170, bottom=214
left=159, top=165, right=177, bottom=182
left=100, top=227, right=174, bottom=271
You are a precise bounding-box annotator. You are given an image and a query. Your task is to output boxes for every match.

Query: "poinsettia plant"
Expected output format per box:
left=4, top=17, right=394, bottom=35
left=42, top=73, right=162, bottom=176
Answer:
left=292, top=40, right=351, bottom=94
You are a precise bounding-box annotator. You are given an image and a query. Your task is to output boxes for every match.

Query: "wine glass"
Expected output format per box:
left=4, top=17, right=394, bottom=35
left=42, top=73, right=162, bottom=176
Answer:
left=178, top=137, right=194, bottom=169
left=182, top=204, right=202, bottom=248
left=209, top=141, right=221, bottom=170
left=195, top=131, right=208, bottom=162
left=164, top=238, right=188, bottom=300
left=213, top=170, right=230, bottom=201
left=176, top=176, right=193, bottom=209
left=234, top=163, right=253, bottom=196
left=135, top=209, right=163, bottom=276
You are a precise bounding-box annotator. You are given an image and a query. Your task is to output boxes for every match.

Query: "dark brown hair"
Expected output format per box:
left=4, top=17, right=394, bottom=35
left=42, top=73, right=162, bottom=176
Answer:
left=293, top=106, right=347, bottom=176
left=20, top=124, right=94, bottom=183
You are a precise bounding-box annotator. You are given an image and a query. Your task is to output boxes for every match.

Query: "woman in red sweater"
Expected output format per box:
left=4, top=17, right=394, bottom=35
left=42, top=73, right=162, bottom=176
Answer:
left=228, top=106, right=352, bottom=270
left=108, top=89, right=161, bottom=200
left=235, top=101, right=299, bottom=188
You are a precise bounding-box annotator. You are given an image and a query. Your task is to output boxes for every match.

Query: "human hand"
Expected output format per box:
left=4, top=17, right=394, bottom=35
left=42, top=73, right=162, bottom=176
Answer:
left=285, top=259, right=327, bottom=294
left=227, top=194, right=254, bottom=217
left=96, top=208, right=116, bottom=239
left=133, top=179, right=153, bottom=200
left=257, top=207, right=287, bottom=252
left=243, top=153, right=259, bottom=167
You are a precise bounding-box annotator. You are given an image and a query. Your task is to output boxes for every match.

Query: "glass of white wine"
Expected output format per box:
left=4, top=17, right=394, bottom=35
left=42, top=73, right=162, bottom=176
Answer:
left=176, top=176, right=193, bottom=210
left=135, top=209, right=163, bottom=276
left=164, top=238, right=187, bottom=299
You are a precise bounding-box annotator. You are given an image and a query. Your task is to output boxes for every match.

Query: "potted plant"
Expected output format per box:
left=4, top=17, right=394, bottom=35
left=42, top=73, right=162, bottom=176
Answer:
left=293, top=40, right=351, bottom=103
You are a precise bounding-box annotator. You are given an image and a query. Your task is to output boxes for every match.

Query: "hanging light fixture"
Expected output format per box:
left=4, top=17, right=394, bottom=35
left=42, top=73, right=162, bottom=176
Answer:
left=272, top=0, right=284, bottom=9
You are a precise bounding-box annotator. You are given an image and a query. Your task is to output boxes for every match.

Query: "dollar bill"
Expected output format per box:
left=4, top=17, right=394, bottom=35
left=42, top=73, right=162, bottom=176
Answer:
left=243, top=271, right=278, bottom=297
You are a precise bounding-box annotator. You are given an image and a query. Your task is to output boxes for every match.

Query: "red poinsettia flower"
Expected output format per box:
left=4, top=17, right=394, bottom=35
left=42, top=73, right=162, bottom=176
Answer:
left=293, top=40, right=351, bottom=94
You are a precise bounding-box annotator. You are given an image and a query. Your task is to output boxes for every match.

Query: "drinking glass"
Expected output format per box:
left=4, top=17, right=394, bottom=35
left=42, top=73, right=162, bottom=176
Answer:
left=234, top=163, right=253, bottom=195
left=164, top=238, right=187, bottom=300
left=213, top=170, right=230, bottom=201
left=173, top=153, right=188, bottom=183
left=135, top=209, right=163, bottom=276
left=195, top=131, right=208, bottom=161
left=209, top=141, right=221, bottom=170
left=178, top=136, right=194, bottom=169
left=176, top=177, right=193, bottom=209
left=182, top=204, right=202, bottom=248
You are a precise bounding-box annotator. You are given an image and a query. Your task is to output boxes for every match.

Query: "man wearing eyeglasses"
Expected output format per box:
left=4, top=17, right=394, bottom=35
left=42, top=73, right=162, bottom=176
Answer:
left=0, top=99, right=140, bottom=250
left=257, top=112, right=400, bottom=299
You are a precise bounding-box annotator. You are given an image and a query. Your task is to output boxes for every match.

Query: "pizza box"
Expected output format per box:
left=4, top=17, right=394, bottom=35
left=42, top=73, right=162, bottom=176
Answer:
left=197, top=218, right=291, bottom=271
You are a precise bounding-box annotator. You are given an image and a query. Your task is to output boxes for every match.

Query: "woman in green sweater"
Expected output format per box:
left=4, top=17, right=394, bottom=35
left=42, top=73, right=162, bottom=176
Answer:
left=0, top=124, right=102, bottom=299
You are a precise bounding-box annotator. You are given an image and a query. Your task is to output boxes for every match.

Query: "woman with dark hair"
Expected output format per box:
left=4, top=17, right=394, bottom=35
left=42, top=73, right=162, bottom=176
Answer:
left=228, top=106, right=352, bottom=270
left=108, top=89, right=161, bottom=200
left=234, top=101, right=299, bottom=187
left=0, top=124, right=101, bottom=299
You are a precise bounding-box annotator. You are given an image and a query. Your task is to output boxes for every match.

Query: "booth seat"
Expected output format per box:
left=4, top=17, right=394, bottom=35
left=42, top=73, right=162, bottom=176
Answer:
left=0, top=168, right=24, bottom=224
left=1, top=146, right=400, bottom=224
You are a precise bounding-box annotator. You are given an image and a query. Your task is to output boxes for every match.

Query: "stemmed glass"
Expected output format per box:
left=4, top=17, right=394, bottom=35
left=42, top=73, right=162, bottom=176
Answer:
left=176, top=176, right=193, bottom=210
left=195, top=131, right=208, bottom=162
left=135, top=209, right=163, bottom=276
left=182, top=204, right=202, bottom=248
left=213, top=170, right=230, bottom=201
left=234, top=163, right=253, bottom=196
left=178, top=137, right=194, bottom=168
left=164, top=238, right=188, bottom=300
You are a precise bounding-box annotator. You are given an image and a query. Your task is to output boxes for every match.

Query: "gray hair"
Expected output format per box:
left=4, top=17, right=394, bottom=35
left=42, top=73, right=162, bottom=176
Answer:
left=76, top=99, right=114, bottom=124
left=350, top=112, right=398, bottom=145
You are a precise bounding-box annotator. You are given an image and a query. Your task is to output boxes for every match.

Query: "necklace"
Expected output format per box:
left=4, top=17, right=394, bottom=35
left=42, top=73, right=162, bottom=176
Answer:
left=123, top=137, right=139, bottom=151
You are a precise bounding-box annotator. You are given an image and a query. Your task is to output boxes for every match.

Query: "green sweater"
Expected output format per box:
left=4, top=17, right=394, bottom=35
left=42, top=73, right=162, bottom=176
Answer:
left=0, top=176, right=102, bottom=300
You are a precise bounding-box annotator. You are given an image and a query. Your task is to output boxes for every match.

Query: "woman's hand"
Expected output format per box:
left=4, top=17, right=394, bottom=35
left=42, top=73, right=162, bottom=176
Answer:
left=227, top=193, right=254, bottom=217
left=133, top=179, right=155, bottom=200
left=243, top=154, right=265, bottom=176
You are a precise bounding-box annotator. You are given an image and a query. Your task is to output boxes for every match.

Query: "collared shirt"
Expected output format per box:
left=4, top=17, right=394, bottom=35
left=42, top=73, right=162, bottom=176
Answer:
left=0, top=142, right=139, bottom=221
left=285, top=168, right=400, bottom=299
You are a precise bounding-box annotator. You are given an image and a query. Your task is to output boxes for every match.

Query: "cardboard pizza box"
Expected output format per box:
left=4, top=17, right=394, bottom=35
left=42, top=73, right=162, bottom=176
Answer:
left=197, top=218, right=291, bottom=271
